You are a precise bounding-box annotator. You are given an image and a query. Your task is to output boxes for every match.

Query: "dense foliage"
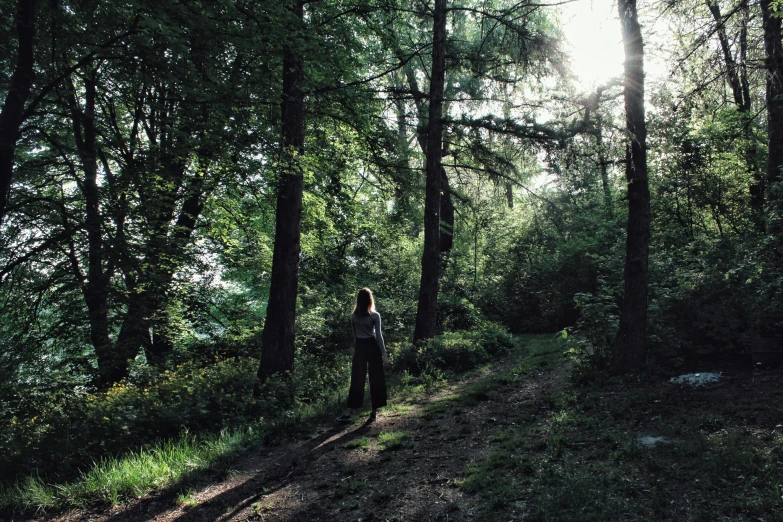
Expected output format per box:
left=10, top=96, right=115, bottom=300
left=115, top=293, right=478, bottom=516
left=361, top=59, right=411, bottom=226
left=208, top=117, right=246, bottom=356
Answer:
left=1, top=0, right=782, bottom=506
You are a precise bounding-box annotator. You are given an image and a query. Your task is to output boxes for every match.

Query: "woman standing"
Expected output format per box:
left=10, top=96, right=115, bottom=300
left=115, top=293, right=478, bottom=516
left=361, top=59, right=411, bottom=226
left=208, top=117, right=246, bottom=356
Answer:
left=338, top=288, right=389, bottom=424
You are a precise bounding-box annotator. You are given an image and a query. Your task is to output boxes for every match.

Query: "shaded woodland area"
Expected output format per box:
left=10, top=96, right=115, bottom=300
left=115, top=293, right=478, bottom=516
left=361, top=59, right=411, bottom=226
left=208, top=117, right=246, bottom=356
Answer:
left=0, top=0, right=782, bottom=517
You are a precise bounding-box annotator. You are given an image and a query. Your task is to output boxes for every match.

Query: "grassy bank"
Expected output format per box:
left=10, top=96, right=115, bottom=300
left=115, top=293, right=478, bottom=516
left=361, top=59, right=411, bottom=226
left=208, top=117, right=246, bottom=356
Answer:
left=0, top=391, right=347, bottom=515
left=457, top=357, right=783, bottom=520
left=0, top=324, right=518, bottom=516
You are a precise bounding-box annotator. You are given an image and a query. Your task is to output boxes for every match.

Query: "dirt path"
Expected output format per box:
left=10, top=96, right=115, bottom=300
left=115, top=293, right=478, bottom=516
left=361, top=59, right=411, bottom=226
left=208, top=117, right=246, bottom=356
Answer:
left=47, top=359, right=563, bottom=522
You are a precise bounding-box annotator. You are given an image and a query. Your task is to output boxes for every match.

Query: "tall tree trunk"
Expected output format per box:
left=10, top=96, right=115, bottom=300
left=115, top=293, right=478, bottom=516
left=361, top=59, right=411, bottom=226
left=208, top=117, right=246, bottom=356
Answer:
left=439, top=166, right=454, bottom=253
left=0, top=0, right=36, bottom=224
left=71, top=71, right=117, bottom=386
left=583, top=87, right=614, bottom=218
left=413, top=0, right=446, bottom=342
left=739, top=0, right=764, bottom=229
left=112, top=157, right=188, bottom=372
left=613, top=0, right=651, bottom=374
left=401, top=63, right=454, bottom=254
left=114, top=293, right=149, bottom=380
left=257, top=0, right=305, bottom=382
left=738, top=0, right=751, bottom=111
left=505, top=182, right=514, bottom=208
left=761, top=0, right=783, bottom=230
left=146, top=154, right=209, bottom=360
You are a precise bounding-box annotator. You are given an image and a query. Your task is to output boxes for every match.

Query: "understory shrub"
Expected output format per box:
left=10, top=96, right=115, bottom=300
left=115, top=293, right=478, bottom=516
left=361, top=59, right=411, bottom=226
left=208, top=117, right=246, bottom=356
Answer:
left=489, top=236, right=613, bottom=334
left=466, top=322, right=516, bottom=356
left=387, top=322, right=514, bottom=379
left=563, top=232, right=783, bottom=376
left=428, top=332, right=491, bottom=373
left=437, top=295, right=482, bottom=332
left=564, top=284, right=620, bottom=381
left=0, top=350, right=349, bottom=484
left=0, top=357, right=258, bottom=482
left=646, top=235, right=783, bottom=369
left=0, top=308, right=514, bottom=503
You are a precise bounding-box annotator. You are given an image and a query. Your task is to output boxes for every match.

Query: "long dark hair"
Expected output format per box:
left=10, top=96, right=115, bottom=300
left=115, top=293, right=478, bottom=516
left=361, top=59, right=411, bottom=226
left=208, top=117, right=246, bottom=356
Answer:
left=353, top=287, right=375, bottom=316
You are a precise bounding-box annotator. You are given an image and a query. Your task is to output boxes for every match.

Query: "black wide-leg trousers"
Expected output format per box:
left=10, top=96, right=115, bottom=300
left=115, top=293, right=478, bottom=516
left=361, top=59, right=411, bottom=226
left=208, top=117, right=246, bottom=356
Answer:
left=347, top=337, right=387, bottom=409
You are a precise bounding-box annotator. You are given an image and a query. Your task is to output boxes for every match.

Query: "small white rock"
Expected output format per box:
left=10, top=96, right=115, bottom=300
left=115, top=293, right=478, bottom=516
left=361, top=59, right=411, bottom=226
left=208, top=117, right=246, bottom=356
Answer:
left=638, top=435, right=670, bottom=447
left=669, top=372, right=721, bottom=386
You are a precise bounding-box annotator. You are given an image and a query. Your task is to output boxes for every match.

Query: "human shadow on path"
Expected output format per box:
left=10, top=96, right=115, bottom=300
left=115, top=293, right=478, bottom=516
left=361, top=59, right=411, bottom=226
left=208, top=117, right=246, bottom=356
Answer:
left=90, top=421, right=375, bottom=522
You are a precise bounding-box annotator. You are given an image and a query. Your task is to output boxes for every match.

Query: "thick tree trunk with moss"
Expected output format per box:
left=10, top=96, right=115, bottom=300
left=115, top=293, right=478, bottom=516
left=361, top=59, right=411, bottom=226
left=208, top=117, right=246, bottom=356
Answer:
left=258, top=0, right=305, bottom=382
left=613, top=0, right=650, bottom=374
left=0, top=0, right=36, bottom=224
left=413, top=0, right=446, bottom=343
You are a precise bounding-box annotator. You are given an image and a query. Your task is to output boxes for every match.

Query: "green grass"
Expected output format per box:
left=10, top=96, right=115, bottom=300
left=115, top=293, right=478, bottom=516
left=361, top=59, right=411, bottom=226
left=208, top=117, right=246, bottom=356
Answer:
left=176, top=488, right=199, bottom=508
left=382, top=402, right=415, bottom=416
left=1, top=330, right=533, bottom=517
left=377, top=431, right=411, bottom=452
left=0, top=384, right=355, bottom=515
left=456, top=336, right=783, bottom=521
left=344, top=436, right=371, bottom=451
left=0, top=429, right=251, bottom=513
left=459, top=449, right=520, bottom=508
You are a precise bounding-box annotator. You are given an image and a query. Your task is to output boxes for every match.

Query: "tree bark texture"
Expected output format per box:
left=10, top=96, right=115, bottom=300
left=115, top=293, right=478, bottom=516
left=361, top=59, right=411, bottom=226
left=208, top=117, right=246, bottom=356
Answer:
left=613, top=0, right=651, bottom=374
left=738, top=0, right=764, bottom=228
left=112, top=154, right=193, bottom=376
left=402, top=63, right=455, bottom=254
left=94, top=94, right=210, bottom=385
left=71, top=72, right=118, bottom=387
left=761, top=0, right=783, bottom=222
left=439, top=166, right=454, bottom=253
left=258, top=0, right=305, bottom=382
left=0, top=0, right=36, bottom=224
left=413, top=0, right=446, bottom=342
left=505, top=182, right=514, bottom=209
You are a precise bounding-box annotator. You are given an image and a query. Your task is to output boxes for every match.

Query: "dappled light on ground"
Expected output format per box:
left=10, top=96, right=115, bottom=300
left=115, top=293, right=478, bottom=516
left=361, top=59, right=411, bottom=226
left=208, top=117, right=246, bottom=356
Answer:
left=26, top=337, right=783, bottom=522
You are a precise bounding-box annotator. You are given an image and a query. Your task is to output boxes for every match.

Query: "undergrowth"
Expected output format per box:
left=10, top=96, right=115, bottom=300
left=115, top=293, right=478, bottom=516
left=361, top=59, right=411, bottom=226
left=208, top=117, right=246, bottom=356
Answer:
left=0, top=322, right=516, bottom=516
left=0, top=430, right=248, bottom=513
left=457, top=347, right=783, bottom=521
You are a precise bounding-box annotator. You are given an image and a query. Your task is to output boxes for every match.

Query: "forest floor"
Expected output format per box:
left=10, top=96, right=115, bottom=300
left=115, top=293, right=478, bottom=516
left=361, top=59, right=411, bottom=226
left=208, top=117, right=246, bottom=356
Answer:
left=30, top=336, right=783, bottom=522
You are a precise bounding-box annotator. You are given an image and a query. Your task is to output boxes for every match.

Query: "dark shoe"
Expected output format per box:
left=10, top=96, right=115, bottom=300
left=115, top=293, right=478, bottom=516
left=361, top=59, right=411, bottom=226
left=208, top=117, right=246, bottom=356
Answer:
left=366, top=410, right=377, bottom=423
left=336, top=413, right=352, bottom=424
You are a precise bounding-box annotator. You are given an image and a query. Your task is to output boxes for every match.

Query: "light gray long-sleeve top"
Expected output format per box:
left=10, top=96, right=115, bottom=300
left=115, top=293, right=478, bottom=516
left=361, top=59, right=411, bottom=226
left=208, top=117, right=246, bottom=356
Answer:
left=351, top=311, right=387, bottom=357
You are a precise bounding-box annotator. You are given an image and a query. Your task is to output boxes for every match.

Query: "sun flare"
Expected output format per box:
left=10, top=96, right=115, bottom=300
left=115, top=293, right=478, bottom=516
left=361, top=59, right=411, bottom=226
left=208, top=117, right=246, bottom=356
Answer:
left=559, top=0, right=625, bottom=90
